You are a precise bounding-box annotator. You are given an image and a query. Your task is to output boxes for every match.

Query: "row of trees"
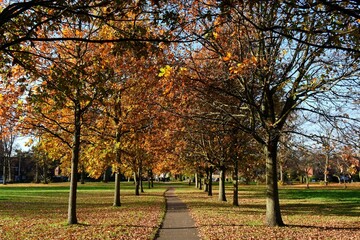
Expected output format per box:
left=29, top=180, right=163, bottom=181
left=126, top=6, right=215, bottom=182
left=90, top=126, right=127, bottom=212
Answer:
left=0, top=0, right=359, bottom=227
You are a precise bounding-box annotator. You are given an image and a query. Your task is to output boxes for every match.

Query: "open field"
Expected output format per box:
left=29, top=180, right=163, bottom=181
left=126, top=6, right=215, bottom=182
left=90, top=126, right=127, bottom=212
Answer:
left=1, top=182, right=360, bottom=240
left=177, top=183, right=360, bottom=240
left=0, top=182, right=167, bottom=240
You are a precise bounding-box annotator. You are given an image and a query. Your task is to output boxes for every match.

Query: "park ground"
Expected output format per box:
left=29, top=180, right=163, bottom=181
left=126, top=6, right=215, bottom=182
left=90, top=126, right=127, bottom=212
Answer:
left=0, top=182, right=359, bottom=239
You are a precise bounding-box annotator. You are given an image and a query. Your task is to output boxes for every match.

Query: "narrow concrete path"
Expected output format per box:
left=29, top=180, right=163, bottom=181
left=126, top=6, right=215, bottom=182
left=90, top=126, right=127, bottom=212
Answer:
left=156, top=187, right=199, bottom=240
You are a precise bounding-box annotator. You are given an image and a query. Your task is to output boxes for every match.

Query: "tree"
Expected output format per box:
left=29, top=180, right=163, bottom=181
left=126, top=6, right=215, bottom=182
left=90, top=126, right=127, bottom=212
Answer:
left=176, top=1, right=359, bottom=226
left=22, top=20, right=114, bottom=224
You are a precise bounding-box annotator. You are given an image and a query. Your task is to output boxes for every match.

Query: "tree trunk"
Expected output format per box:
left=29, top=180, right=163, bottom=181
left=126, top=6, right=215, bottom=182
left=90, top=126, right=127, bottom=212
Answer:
left=204, top=168, right=209, bottom=192
left=7, top=157, right=12, bottom=182
left=2, top=157, right=6, bottom=185
left=199, top=175, right=203, bottom=190
left=324, top=154, right=329, bottom=186
left=265, top=137, right=285, bottom=227
left=208, top=166, right=213, bottom=196
left=279, top=164, right=284, bottom=183
left=135, top=170, right=140, bottom=196
left=113, top=172, right=121, bottom=206
left=195, top=172, right=199, bottom=188
left=113, top=125, right=122, bottom=206
left=218, top=165, right=227, bottom=201
left=67, top=105, right=81, bottom=225
left=233, top=160, right=239, bottom=206
left=139, top=166, right=144, bottom=193
left=34, top=161, right=40, bottom=183
left=43, top=162, right=48, bottom=184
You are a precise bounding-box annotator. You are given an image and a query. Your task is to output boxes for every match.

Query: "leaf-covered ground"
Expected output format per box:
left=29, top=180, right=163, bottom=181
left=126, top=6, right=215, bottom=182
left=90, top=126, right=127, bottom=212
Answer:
left=177, top=183, right=360, bottom=240
left=0, top=182, right=166, bottom=240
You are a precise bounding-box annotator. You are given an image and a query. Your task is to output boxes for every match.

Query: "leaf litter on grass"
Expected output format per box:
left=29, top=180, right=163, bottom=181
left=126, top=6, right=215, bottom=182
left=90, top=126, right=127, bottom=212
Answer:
left=0, top=183, right=165, bottom=240
left=177, top=184, right=360, bottom=240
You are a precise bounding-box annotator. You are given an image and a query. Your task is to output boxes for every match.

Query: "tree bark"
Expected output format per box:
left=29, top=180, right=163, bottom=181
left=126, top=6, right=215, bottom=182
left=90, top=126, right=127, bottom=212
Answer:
left=199, top=175, right=203, bottom=190
left=2, top=157, right=6, bottom=185
left=43, top=161, right=48, bottom=184
left=195, top=172, right=199, bottom=188
left=218, top=165, right=227, bottom=201
left=265, top=136, right=285, bottom=227
left=233, top=160, right=239, bottom=206
left=135, top=170, right=140, bottom=196
left=113, top=172, right=121, bottom=206
left=34, top=161, right=40, bottom=183
left=208, top=166, right=213, bottom=196
left=113, top=126, right=122, bottom=206
left=67, top=104, right=81, bottom=225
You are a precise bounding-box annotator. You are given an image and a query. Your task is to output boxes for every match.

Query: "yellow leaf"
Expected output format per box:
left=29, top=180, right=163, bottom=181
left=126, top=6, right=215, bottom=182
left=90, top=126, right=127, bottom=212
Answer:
left=222, top=52, right=231, bottom=61
left=158, top=65, right=172, bottom=77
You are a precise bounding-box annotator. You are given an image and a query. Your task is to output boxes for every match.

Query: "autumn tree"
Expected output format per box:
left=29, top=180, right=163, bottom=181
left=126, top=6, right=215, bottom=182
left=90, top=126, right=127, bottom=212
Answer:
left=174, top=1, right=359, bottom=227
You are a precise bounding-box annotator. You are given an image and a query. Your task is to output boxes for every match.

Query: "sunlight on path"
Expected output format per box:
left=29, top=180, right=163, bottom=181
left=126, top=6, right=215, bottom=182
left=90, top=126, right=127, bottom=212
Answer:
left=156, top=187, right=199, bottom=240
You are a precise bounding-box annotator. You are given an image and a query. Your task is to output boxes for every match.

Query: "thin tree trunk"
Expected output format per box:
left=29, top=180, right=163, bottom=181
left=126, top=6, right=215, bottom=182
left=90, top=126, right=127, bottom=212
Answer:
left=265, top=137, right=285, bottom=227
left=2, top=157, right=6, bottom=185
left=67, top=105, right=81, bottom=225
left=218, top=165, right=227, bottom=201
left=195, top=172, right=199, bottom=188
left=43, top=162, right=48, bottom=184
left=204, top=168, right=209, bottom=192
left=113, top=125, right=122, bottom=206
left=7, top=158, right=12, bottom=182
left=34, top=161, right=40, bottom=183
left=233, top=160, right=239, bottom=206
left=199, top=175, right=203, bottom=190
left=208, top=166, right=213, bottom=196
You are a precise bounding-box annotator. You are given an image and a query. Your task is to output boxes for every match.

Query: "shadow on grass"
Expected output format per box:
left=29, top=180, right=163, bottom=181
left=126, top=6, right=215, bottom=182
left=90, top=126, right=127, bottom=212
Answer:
left=282, top=202, right=360, bottom=217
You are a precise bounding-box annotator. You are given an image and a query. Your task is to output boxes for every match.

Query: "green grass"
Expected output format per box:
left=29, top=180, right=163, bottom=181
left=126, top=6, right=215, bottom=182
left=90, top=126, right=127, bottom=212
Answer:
left=0, top=182, right=167, bottom=240
left=1, top=182, right=360, bottom=239
left=176, top=183, right=360, bottom=240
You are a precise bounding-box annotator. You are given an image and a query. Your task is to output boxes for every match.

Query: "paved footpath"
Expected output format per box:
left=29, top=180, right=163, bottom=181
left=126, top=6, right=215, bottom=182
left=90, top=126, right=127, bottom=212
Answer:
left=156, top=187, right=200, bottom=240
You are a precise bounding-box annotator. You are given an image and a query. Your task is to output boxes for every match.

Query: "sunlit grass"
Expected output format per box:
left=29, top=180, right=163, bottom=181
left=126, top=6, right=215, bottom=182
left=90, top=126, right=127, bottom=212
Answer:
left=0, top=182, right=166, bottom=240
left=177, top=182, right=360, bottom=240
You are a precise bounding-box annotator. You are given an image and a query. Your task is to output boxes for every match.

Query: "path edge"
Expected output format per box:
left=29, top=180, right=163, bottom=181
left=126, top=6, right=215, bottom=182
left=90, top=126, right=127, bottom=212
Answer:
left=153, top=187, right=171, bottom=240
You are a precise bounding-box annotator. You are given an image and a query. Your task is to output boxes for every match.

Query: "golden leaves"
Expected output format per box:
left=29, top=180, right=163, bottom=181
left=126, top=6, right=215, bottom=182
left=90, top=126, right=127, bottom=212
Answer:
left=222, top=52, right=232, bottom=61
left=158, top=65, right=172, bottom=77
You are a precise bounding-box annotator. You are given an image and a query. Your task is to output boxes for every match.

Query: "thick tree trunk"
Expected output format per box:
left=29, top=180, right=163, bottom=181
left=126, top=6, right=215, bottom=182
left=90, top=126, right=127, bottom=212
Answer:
left=67, top=106, right=81, bottom=225
left=113, top=172, right=121, bottom=206
left=208, top=166, right=213, bottom=196
left=265, top=138, right=285, bottom=227
left=233, top=160, right=239, bottom=206
left=135, top=171, right=140, bottom=196
left=218, top=165, right=227, bottom=201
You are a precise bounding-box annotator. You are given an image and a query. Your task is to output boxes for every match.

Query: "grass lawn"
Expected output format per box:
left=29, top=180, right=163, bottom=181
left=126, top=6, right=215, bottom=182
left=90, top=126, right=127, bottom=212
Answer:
left=1, top=182, right=360, bottom=240
left=176, top=183, right=360, bottom=240
left=0, top=182, right=167, bottom=240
